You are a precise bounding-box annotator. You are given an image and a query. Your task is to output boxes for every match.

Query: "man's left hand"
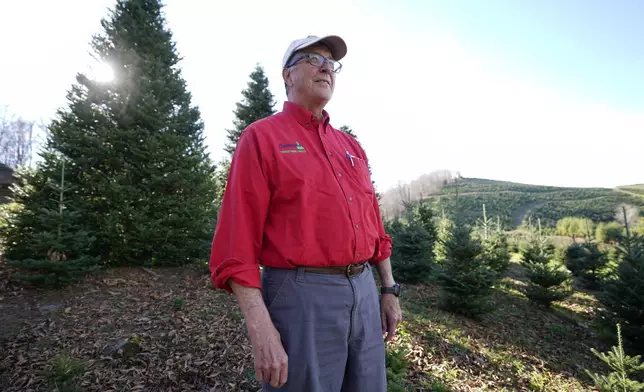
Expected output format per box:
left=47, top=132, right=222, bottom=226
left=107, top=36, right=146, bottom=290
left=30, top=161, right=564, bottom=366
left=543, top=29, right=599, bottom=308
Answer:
left=380, top=294, right=403, bottom=342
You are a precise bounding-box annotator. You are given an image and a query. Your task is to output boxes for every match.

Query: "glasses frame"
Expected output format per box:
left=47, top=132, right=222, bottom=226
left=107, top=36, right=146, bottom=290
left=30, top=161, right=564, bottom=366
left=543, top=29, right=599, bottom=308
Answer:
left=286, top=52, right=342, bottom=74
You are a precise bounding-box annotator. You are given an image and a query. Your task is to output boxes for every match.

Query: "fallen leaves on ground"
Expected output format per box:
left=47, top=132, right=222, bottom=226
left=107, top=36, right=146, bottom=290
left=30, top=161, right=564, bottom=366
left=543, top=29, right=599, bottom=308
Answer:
left=0, top=265, right=607, bottom=392
left=0, top=266, right=260, bottom=392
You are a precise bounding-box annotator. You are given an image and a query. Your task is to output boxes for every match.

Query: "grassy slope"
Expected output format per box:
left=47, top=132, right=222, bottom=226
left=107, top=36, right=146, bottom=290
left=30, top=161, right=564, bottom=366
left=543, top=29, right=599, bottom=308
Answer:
left=0, top=263, right=612, bottom=392
left=616, top=184, right=644, bottom=197
left=424, top=178, right=644, bottom=229
left=391, top=257, right=609, bottom=392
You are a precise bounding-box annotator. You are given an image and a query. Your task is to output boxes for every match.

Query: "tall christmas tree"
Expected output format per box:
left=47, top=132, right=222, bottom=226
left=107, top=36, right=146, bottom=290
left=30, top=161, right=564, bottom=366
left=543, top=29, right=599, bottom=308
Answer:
left=214, top=64, right=276, bottom=205
left=224, top=64, right=276, bottom=155
left=6, top=0, right=218, bottom=267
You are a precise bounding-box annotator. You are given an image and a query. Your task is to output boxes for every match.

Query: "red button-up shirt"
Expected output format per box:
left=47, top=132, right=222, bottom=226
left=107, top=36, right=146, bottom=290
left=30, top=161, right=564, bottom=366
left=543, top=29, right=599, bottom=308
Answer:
left=210, top=101, right=392, bottom=293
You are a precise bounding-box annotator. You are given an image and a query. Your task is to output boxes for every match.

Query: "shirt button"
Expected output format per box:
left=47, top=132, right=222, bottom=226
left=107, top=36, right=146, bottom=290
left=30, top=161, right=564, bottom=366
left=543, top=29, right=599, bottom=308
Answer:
left=355, top=224, right=360, bottom=229
left=338, top=172, right=342, bottom=177
left=328, top=151, right=332, bottom=156
left=348, top=196, right=353, bottom=201
left=357, top=252, right=361, bottom=257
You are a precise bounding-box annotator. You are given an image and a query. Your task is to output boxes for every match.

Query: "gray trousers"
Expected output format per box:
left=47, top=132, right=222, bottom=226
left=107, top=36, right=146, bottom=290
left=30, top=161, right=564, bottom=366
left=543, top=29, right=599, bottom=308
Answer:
left=260, top=263, right=387, bottom=392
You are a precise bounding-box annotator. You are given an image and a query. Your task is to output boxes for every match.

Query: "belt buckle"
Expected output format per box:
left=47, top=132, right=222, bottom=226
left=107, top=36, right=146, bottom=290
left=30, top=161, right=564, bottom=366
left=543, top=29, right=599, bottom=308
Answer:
left=345, top=263, right=362, bottom=278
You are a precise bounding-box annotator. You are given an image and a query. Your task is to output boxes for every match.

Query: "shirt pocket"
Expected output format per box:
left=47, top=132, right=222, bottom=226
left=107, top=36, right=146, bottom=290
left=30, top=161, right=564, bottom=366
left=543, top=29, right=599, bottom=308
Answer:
left=353, top=158, right=374, bottom=196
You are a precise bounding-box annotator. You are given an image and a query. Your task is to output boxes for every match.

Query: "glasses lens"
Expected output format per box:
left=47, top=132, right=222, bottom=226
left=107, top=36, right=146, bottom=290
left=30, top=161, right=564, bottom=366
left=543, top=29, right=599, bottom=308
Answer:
left=308, top=54, right=324, bottom=67
left=294, top=53, right=342, bottom=73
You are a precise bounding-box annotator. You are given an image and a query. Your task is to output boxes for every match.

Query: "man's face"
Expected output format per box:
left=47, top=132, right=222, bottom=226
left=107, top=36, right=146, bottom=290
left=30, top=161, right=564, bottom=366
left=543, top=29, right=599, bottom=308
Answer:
left=284, top=44, right=336, bottom=103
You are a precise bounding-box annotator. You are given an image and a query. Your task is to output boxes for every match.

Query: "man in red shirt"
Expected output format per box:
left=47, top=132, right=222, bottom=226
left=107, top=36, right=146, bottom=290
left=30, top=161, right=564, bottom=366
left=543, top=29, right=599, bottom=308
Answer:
left=210, top=34, right=402, bottom=391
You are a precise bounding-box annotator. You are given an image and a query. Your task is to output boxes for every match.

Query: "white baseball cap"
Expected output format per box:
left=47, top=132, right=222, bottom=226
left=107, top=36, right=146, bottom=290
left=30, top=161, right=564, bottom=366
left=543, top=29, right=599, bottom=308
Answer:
left=282, top=35, right=347, bottom=69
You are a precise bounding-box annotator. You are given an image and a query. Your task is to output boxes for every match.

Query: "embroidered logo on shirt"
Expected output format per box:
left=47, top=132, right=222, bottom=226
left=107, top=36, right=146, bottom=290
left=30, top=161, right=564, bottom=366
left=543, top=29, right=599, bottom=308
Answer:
left=279, top=141, right=306, bottom=153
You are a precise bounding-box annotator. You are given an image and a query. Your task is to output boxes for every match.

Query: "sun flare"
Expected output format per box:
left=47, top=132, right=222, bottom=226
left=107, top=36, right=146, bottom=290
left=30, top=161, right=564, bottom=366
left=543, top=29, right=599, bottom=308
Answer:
left=88, top=61, right=115, bottom=83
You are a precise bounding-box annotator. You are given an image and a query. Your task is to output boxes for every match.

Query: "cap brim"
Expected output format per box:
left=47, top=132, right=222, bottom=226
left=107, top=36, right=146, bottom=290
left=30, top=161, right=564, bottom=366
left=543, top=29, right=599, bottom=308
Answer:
left=300, top=35, right=347, bottom=62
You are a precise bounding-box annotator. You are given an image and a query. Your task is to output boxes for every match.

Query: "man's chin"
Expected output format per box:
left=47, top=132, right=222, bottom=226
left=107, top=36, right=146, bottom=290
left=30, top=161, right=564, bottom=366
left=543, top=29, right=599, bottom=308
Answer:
left=313, top=89, right=333, bottom=102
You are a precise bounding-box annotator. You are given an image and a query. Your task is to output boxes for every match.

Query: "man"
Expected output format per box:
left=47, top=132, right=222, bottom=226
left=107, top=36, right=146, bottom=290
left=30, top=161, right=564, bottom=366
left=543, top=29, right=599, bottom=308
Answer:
left=210, top=34, right=402, bottom=392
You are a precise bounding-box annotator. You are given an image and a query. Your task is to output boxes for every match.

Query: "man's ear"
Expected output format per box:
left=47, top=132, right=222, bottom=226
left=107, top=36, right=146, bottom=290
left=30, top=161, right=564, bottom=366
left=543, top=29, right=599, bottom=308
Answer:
left=282, top=68, right=293, bottom=88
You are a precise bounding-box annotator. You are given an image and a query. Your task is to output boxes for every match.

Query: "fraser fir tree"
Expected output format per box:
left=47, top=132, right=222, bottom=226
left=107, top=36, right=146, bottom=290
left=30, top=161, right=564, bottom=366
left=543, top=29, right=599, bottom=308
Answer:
left=565, top=241, right=609, bottom=289
left=339, top=125, right=358, bottom=138
left=8, top=0, right=218, bottom=267
left=434, top=212, right=454, bottom=263
left=384, top=217, right=434, bottom=284
left=435, top=222, right=498, bottom=318
left=407, top=199, right=438, bottom=245
left=597, top=223, right=644, bottom=352
left=384, top=200, right=437, bottom=283
left=585, top=324, right=644, bottom=392
left=6, top=160, right=100, bottom=287
left=224, top=64, right=276, bottom=155
left=520, top=220, right=573, bottom=307
left=475, top=204, right=510, bottom=276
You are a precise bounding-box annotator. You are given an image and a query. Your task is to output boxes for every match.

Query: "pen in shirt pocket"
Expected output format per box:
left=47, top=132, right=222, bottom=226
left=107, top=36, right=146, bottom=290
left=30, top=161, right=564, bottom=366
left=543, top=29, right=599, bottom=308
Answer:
left=345, top=151, right=362, bottom=167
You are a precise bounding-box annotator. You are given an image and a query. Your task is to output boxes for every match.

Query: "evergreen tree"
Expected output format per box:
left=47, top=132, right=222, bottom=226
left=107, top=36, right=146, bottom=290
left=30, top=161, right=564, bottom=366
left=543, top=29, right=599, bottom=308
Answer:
left=475, top=204, right=510, bottom=276
left=597, top=231, right=644, bottom=352
left=6, top=0, right=218, bottom=267
left=520, top=220, right=573, bottom=307
left=224, top=64, right=276, bottom=156
left=384, top=217, right=434, bottom=284
left=565, top=241, right=609, bottom=289
left=435, top=222, right=498, bottom=318
left=6, top=161, right=100, bottom=288
left=406, top=199, right=438, bottom=245
left=434, top=212, right=454, bottom=263
left=339, top=125, right=358, bottom=139
left=585, top=324, right=644, bottom=392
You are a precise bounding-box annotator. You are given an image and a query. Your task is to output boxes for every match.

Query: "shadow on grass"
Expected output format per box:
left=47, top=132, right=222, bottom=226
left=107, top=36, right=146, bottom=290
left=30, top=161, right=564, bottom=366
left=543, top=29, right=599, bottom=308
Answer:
left=398, top=276, right=609, bottom=391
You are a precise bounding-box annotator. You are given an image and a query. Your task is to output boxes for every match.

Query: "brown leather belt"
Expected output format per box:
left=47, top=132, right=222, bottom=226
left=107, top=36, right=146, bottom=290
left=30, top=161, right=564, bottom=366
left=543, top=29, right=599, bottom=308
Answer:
left=303, top=262, right=367, bottom=278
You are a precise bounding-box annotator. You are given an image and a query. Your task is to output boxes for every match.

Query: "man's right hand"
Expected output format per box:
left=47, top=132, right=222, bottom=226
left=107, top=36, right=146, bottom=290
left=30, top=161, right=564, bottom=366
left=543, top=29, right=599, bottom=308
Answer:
left=249, top=318, right=288, bottom=388
left=229, top=280, right=288, bottom=388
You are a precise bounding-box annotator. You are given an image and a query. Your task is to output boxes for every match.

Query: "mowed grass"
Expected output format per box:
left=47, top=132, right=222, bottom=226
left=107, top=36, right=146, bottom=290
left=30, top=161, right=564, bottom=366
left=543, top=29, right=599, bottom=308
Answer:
left=617, top=184, right=644, bottom=197
left=387, top=256, right=608, bottom=391
left=0, top=258, right=610, bottom=392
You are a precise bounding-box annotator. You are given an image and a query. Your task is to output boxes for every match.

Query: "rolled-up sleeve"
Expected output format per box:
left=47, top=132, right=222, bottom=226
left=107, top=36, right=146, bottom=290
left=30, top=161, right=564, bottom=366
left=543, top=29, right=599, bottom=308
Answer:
left=356, top=144, right=392, bottom=265
left=210, top=128, right=270, bottom=293
left=370, top=189, right=393, bottom=264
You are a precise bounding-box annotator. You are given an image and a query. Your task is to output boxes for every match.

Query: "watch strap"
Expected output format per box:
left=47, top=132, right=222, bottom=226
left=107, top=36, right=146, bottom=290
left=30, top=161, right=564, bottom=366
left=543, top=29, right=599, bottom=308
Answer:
left=381, top=284, right=400, bottom=296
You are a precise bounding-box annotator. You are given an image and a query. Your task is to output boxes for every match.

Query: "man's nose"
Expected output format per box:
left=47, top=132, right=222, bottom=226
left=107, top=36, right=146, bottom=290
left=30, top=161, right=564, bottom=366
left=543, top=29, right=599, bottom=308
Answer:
left=320, top=60, right=333, bottom=73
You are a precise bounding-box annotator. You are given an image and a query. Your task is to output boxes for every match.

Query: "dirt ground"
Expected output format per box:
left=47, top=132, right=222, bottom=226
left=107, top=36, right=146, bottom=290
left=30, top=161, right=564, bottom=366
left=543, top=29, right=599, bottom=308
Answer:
left=0, top=265, right=260, bottom=392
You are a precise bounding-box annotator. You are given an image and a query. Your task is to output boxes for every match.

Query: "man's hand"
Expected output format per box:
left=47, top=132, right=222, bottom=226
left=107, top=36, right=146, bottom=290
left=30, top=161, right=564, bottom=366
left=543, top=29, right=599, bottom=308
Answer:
left=230, top=280, right=288, bottom=388
left=249, top=318, right=288, bottom=388
left=381, top=293, right=403, bottom=342
left=374, top=258, right=403, bottom=342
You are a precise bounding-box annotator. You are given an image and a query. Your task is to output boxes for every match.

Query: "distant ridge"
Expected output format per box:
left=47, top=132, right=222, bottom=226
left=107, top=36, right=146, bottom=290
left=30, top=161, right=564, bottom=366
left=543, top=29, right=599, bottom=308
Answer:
left=381, top=175, right=644, bottom=229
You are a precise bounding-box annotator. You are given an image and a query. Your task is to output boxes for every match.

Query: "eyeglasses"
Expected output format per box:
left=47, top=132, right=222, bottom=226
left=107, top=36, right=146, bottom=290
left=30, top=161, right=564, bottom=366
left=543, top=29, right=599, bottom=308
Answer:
left=286, top=52, right=342, bottom=73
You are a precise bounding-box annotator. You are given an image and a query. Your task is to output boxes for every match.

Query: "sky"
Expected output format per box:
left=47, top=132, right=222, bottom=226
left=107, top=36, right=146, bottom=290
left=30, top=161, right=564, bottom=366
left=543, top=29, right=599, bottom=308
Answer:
left=0, top=0, right=642, bottom=192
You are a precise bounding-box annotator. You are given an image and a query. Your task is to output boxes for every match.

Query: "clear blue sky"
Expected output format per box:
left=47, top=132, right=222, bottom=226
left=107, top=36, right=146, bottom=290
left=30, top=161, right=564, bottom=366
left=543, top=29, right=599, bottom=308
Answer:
left=404, top=0, right=644, bottom=111
left=0, top=0, right=642, bottom=191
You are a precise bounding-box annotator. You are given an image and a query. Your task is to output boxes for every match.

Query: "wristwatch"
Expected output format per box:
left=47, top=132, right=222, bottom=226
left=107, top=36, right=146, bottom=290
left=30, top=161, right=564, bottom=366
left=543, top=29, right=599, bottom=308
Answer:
left=381, top=283, right=401, bottom=297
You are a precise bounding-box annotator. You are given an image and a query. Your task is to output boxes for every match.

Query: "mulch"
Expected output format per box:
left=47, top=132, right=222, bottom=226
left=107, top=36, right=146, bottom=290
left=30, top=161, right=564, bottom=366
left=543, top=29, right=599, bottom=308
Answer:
left=0, top=265, right=260, bottom=392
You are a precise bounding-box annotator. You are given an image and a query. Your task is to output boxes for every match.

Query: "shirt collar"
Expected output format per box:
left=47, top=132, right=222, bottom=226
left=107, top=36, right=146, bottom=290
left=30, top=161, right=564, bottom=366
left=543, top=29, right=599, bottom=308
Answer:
left=283, top=101, right=331, bottom=131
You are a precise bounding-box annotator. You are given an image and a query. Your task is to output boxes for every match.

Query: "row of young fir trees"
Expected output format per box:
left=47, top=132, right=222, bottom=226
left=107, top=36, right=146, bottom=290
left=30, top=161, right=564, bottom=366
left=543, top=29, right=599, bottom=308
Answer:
left=1, top=0, right=277, bottom=287
left=386, top=196, right=644, bottom=387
